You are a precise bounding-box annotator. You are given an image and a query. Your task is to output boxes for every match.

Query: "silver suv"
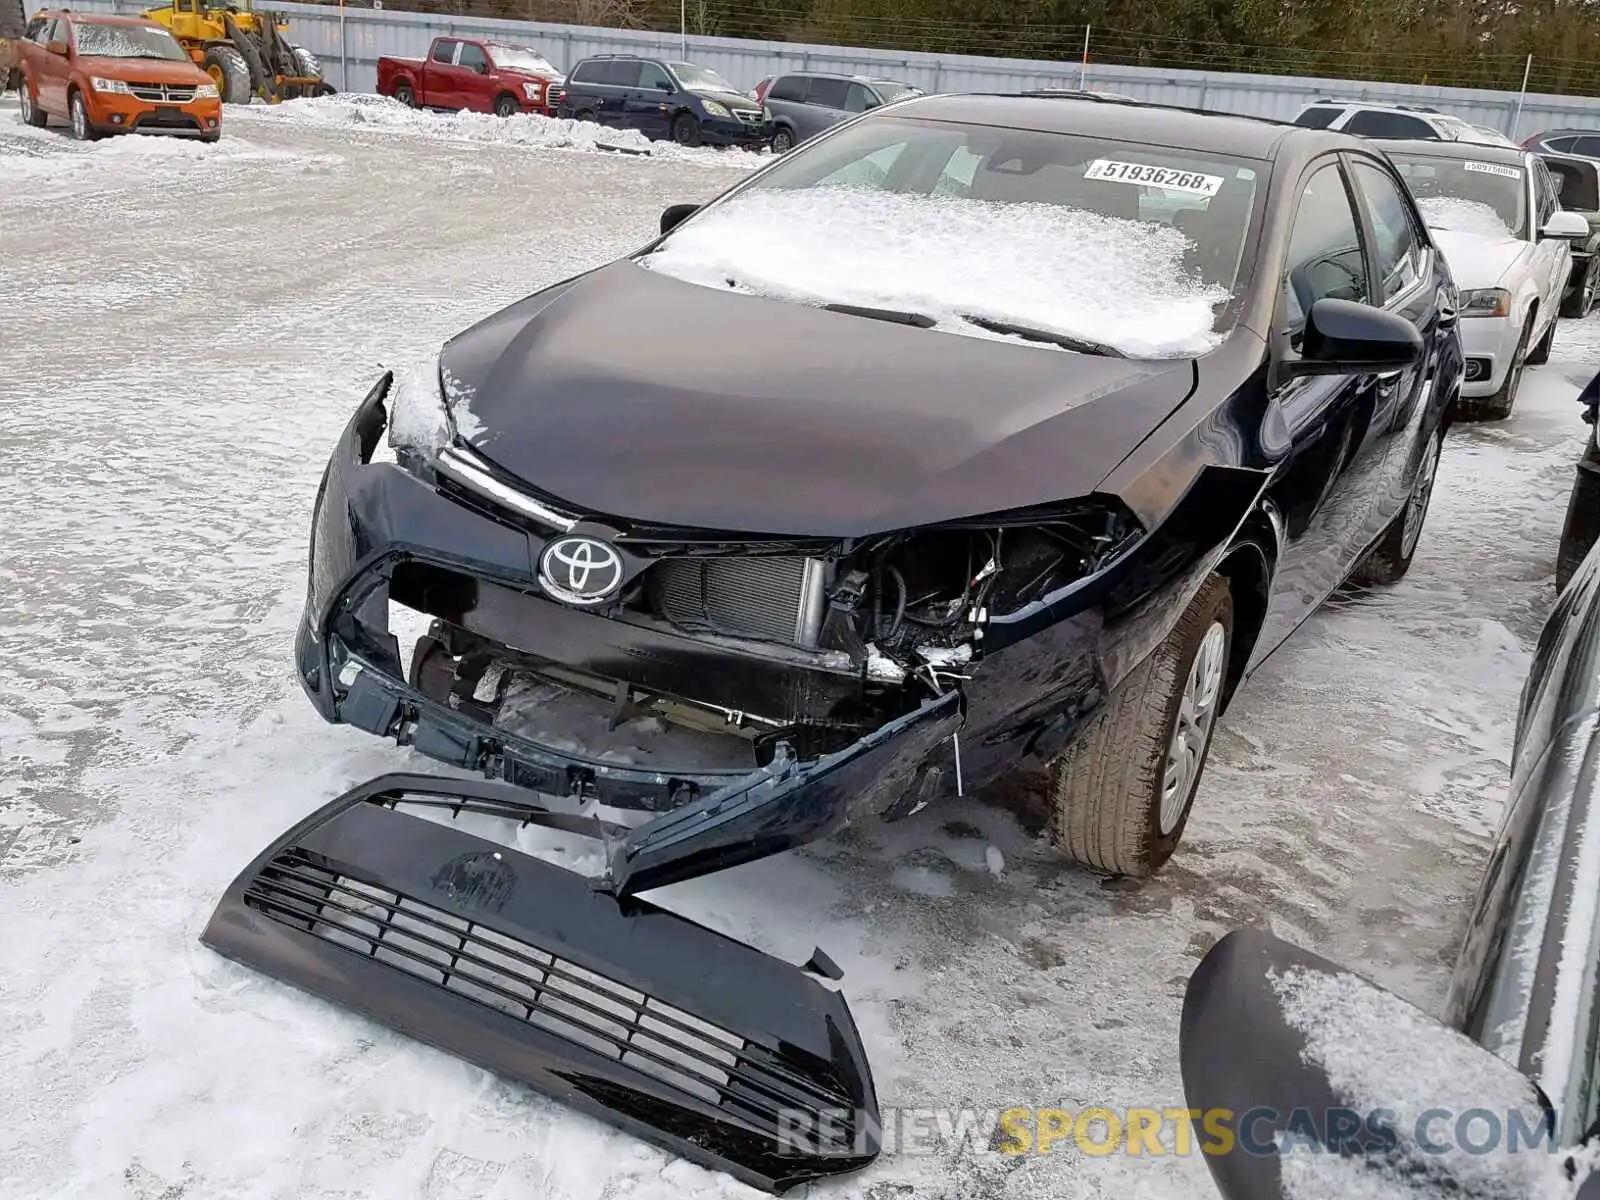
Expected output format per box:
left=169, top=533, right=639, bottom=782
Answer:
left=1292, top=99, right=1486, bottom=141
left=763, top=72, right=921, bottom=152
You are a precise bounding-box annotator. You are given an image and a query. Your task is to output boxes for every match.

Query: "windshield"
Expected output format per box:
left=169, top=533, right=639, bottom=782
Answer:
left=639, top=116, right=1261, bottom=358
left=669, top=63, right=737, bottom=93
left=73, top=22, right=187, bottom=61
left=486, top=44, right=556, bottom=74
left=1387, top=153, right=1527, bottom=239
left=872, top=81, right=922, bottom=101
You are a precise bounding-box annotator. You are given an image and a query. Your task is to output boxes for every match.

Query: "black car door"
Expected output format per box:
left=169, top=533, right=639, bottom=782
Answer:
left=1250, top=156, right=1396, bottom=664
left=1343, top=153, right=1449, bottom=535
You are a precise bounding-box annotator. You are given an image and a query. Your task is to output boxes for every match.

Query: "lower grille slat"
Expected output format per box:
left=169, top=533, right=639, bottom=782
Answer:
left=244, top=851, right=858, bottom=1135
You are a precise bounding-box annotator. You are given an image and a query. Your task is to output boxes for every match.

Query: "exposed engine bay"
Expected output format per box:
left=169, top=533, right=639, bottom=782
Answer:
left=386, top=506, right=1139, bottom=787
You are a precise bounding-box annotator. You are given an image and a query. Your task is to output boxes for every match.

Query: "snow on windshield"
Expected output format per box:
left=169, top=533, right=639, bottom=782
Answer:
left=1416, top=196, right=1517, bottom=240
left=73, top=23, right=185, bottom=60
left=487, top=44, right=555, bottom=73
left=1268, top=964, right=1567, bottom=1197
left=639, top=187, right=1228, bottom=358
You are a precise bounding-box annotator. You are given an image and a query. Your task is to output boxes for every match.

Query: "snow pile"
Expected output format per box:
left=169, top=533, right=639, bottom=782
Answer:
left=233, top=93, right=768, bottom=169
left=0, top=128, right=336, bottom=190
left=1416, top=196, right=1516, bottom=240
left=1268, top=964, right=1567, bottom=1198
left=639, top=187, right=1229, bottom=358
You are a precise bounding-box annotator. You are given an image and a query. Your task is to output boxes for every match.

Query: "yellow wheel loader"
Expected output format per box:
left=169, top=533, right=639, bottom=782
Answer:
left=142, top=0, right=336, bottom=104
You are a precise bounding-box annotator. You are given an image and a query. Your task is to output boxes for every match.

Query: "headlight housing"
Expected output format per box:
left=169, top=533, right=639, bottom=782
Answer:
left=90, top=77, right=131, bottom=94
left=700, top=99, right=730, bottom=118
left=521, top=81, right=541, bottom=101
left=1460, top=288, right=1512, bottom=318
left=195, top=82, right=220, bottom=99
left=375, top=355, right=451, bottom=467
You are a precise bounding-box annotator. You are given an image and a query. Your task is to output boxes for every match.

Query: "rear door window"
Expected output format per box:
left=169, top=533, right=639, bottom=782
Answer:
left=1574, top=136, right=1600, bottom=158
left=1343, top=110, right=1437, bottom=139
left=805, top=77, right=849, bottom=109
left=602, top=59, right=641, bottom=87
left=431, top=39, right=457, bottom=65
left=768, top=74, right=807, bottom=102
left=1295, top=106, right=1343, bottom=129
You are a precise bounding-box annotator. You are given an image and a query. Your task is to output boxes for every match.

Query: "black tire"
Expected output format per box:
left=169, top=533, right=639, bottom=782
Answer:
left=671, top=111, right=701, bottom=146
left=203, top=45, right=253, bottom=105
left=291, top=46, right=323, bottom=83
left=67, top=89, right=98, bottom=141
left=1527, top=314, right=1555, bottom=366
left=1352, top=423, right=1445, bottom=586
left=494, top=92, right=520, bottom=118
left=770, top=125, right=795, bottom=152
left=1455, top=317, right=1532, bottom=422
left=394, top=82, right=416, bottom=108
left=199, top=130, right=221, bottom=143
left=1563, top=263, right=1598, bottom=320
left=574, top=107, right=597, bottom=122
left=18, top=75, right=46, bottom=127
left=1046, top=573, right=1234, bottom=877
left=1558, top=427, right=1600, bottom=591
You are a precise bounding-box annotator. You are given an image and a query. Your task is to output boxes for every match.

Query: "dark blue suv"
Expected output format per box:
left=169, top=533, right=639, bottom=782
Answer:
left=555, top=54, right=770, bottom=148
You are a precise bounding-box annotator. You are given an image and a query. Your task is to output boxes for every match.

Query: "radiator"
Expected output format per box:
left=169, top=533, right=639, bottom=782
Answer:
left=650, top=556, right=828, bottom=648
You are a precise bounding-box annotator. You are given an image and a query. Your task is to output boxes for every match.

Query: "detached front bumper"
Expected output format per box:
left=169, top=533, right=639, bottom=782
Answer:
left=298, top=375, right=963, bottom=898
left=201, top=774, right=881, bottom=1193
left=1458, top=313, right=1524, bottom=398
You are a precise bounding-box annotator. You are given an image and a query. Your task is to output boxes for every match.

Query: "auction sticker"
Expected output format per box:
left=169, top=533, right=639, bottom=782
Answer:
left=1463, top=160, right=1523, bottom=178
left=1084, top=159, right=1224, bottom=195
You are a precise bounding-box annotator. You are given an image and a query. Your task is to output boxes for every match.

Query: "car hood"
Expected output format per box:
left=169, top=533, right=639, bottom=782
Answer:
left=439, top=263, right=1201, bottom=537
left=499, top=65, right=562, bottom=82
left=1430, top=228, right=1533, bottom=289
left=686, top=87, right=758, bottom=110
left=76, top=55, right=208, bottom=84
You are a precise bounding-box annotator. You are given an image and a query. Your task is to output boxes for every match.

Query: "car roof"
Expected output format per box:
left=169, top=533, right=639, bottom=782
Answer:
left=1303, top=98, right=1443, bottom=115
left=889, top=92, right=1331, bottom=159
left=1532, top=129, right=1600, bottom=140
left=40, top=9, right=158, bottom=23
left=1367, top=137, right=1530, bottom=164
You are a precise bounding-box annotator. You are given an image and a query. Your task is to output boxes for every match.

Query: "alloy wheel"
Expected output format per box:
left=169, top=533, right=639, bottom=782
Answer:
left=1400, top=431, right=1442, bottom=558
left=19, top=86, right=32, bottom=123
left=1160, top=621, right=1227, bottom=834
left=71, top=95, right=86, bottom=140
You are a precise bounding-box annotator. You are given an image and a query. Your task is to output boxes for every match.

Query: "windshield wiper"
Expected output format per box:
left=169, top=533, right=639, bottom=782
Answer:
left=960, top=314, right=1126, bottom=357
left=822, top=302, right=937, bottom=328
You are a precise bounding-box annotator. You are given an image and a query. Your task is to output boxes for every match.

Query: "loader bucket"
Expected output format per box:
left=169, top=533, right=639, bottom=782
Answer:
left=200, top=774, right=880, bottom=1194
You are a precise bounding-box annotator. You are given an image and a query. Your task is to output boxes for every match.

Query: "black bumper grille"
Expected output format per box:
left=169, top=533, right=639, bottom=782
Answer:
left=245, top=847, right=863, bottom=1152
left=651, top=557, right=824, bottom=647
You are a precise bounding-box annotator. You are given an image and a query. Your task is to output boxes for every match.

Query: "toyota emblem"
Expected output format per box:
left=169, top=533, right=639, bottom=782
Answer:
left=538, top=535, right=625, bottom=606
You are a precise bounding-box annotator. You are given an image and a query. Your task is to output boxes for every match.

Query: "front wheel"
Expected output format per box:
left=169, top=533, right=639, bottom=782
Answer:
left=1045, top=573, right=1234, bottom=877
left=671, top=112, right=701, bottom=146
left=1456, top=318, right=1532, bottom=422
left=1353, top=423, right=1445, bottom=586
left=1558, top=427, right=1600, bottom=591
left=494, top=92, right=520, bottom=118
left=68, top=91, right=97, bottom=141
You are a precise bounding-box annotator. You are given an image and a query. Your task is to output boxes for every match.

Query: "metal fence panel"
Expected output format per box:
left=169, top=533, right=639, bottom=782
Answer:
left=65, top=0, right=1600, bottom=137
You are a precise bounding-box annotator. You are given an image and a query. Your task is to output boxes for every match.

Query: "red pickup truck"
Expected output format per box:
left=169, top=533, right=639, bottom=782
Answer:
left=377, top=36, right=562, bottom=117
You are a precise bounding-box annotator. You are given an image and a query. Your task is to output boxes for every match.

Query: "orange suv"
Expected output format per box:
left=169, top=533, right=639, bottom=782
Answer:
left=17, top=11, right=221, bottom=142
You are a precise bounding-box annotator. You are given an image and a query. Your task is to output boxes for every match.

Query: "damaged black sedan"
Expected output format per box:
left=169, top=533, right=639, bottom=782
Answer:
left=224, top=95, right=1462, bottom=1190
left=300, top=95, right=1459, bottom=884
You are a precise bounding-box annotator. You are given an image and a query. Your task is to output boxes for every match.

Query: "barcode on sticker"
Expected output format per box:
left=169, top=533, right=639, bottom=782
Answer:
left=1084, top=159, right=1224, bottom=195
left=1463, top=161, right=1523, bottom=178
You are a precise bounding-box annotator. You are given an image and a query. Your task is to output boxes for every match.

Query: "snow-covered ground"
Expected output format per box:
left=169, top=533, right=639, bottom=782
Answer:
left=2, top=95, right=1598, bottom=1200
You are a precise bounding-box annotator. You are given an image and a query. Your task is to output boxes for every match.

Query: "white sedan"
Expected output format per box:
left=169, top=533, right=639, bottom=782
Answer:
left=1381, top=140, right=1588, bottom=419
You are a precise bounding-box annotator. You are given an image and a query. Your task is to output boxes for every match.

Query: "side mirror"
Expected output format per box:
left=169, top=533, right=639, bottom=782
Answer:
left=660, top=202, right=698, bottom=235
left=1543, top=210, right=1590, bottom=240
left=1286, top=297, right=1422, bottom=376
left=1182, top=928, right=1566, bottom=1200
left=46, top=38, right=68, bottom=55
left=477, top=61, right=490, bottom=75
